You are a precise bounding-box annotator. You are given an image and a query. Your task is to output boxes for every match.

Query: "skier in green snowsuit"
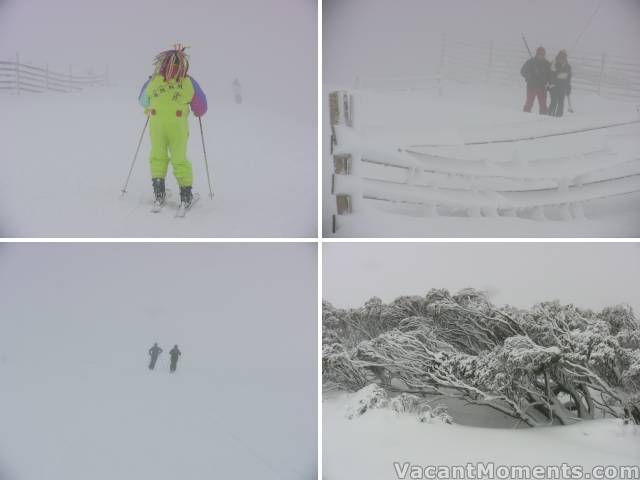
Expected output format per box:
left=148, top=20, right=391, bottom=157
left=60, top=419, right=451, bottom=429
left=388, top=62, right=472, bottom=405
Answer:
left=138, top=44, right=208, bottom=208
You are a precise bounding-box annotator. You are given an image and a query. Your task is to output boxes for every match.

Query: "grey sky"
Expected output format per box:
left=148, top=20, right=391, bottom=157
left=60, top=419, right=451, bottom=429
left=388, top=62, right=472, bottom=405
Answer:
left=323, top=242, right=640, bottom=313
left=0, top=0, right=316, bottom=121
left=324, top=0, right=640, bottom=83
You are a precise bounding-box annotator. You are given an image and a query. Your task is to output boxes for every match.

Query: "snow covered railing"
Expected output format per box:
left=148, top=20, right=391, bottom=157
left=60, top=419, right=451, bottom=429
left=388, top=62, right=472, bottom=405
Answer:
left=0, top=55, right=109, bottom=95
left=405, top=115, right=640, bottom=148
left=451, top=40, right=640, bottom=101
left=328, top=90, right=356, bottom=233
left=356, top=35, right=640, bottom=101
left=328, top=90, right=640, bottom=231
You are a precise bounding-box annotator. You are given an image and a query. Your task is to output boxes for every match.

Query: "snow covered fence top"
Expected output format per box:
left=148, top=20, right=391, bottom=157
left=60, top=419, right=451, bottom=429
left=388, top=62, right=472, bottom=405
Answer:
left=0, top=54, right=109, bottom=95
left=354, top=35, right=640, bottom=102
left=328, top=89, right=640, bottom=233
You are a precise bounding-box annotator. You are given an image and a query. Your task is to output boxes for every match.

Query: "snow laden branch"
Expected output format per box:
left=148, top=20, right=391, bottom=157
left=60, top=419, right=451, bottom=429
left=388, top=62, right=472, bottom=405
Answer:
left=323, top=289, right=640, bottom=426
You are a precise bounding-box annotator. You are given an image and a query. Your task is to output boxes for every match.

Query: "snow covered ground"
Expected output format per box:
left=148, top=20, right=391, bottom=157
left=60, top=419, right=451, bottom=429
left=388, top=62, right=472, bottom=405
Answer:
left=0, top=84, right=316, bottom=237
left=323, top=391, right=640, bottom=480
left=324, top=83, right=640, bottom=237
left=0, top=244, right=317, bottom=479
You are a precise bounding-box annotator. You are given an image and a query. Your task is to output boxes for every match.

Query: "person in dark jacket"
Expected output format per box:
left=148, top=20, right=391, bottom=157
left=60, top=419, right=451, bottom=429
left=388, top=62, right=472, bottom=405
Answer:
left=548, top=50, right=572, bottom=117
left=148, top=342, right=163, bottom=370
left=169, top=345, right=181, bottom=373
left=521, top=46, right=551, bottom=114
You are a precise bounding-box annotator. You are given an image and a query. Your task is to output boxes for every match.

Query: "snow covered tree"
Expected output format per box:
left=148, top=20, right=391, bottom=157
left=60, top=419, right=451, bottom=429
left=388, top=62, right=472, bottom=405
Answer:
left=322, top=342, right=368, bottom=392
left=323, top=288, right=640, bottom=426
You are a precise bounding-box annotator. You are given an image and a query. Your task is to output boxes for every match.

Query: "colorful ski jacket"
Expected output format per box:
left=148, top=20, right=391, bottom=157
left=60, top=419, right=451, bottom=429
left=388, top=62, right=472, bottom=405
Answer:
left=138, top=74, right=207, bottom=117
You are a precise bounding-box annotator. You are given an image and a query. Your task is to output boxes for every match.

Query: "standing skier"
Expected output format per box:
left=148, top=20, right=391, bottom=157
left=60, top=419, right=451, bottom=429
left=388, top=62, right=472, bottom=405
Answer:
left=169, top=345, right=181, bottom=373
left=148, top=342, right=163, bottom=370
left=548, top=50, right=572, bottom=117
left=138, top=44, right=208, bottom=210
left=520, top=46, right=551, bottom=114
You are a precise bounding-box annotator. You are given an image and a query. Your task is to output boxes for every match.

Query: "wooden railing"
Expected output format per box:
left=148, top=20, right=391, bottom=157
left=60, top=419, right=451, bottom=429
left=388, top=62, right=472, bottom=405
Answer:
left=328, top=89, right=640, bottom=233
left=0, top=55, right=109, bottom=94
left=356, top=36, right=640, bottom=101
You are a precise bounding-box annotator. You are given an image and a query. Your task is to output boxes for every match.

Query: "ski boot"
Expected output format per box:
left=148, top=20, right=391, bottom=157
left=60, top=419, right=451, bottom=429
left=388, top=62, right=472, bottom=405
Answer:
left=152, top=178, right=166, bottom=204
left=150, top=178, right=166, bottom=213
left=179, top=186, right=193, bottom=209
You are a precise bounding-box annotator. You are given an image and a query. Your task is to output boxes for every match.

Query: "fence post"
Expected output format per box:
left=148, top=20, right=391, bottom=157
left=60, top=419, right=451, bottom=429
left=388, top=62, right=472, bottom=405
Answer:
left=15, top=53, right=20, bottom=95
left=597, top=53, right=607, bottom=95
left=439, top=32, right=447, bottom=75
left=329, top=90, right=359, bottom=233
left=486, top=39, right=494, bottom=83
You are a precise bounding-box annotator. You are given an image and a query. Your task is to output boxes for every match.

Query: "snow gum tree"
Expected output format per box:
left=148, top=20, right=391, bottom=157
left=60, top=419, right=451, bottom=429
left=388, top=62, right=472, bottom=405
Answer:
left=322, top=289, right=640, bottom=426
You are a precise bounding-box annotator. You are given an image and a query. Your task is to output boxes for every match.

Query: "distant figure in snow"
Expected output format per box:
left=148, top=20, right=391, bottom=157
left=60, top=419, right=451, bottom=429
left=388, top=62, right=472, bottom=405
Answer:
left=148, top=342, right=163, bottom=370
left=138, top=44, right=208, bottom=209
left=548, top=50, right=572, bottom=117
left=169, top=345, right=181, bottom=373
left=232, top=78, right=243, bottom=104
left=520, top=46, right=551, bottom=114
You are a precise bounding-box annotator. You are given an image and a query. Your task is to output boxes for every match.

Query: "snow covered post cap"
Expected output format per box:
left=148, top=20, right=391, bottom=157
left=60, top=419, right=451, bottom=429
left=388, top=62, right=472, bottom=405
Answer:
left=329, top=90, right=353, bottom=128
left=329, top=90, right=358, bottom=233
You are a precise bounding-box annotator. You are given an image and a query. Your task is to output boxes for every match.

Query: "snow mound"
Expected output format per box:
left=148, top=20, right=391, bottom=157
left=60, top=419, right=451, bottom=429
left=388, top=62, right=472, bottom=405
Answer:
left=344, top=384, right=389, bottom=419
left=324, top=392, right=640, bottom=480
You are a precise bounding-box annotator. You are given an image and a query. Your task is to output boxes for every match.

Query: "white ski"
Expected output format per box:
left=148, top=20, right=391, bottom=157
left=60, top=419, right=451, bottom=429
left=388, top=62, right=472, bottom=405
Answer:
left=149, top=190, right=174, bottom=213
left=175, top=193, right=201, bottom=218
left=150, top=200, right=166, bottom=213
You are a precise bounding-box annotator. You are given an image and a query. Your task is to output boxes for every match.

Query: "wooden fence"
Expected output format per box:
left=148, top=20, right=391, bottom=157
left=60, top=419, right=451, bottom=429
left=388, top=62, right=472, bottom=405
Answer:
left=328, top=89, right=640, bottom=233
left=442, top=36, right=640, bottom=101
left=356, top=36, right=640, bottom=101
left=0, top=54, right=109, bottom=94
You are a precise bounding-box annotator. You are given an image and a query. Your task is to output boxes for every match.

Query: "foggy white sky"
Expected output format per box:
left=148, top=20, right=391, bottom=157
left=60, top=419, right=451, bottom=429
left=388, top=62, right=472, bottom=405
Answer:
left=323, top=242, right=640, bottom=314
left=324, top=0, right=640, bottom=83
left=0, top=0, right=316, bottom=122
left=0, top=243, right=317, bottom=373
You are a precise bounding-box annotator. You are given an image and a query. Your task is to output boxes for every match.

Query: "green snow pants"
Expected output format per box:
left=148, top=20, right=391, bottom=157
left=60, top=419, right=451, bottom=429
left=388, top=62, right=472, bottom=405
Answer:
left=148, top=111, right=192, bottom=187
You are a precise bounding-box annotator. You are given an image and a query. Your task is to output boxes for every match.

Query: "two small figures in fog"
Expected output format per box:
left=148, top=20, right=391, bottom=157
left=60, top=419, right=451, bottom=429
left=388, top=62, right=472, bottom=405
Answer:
left=148, top=342, right=181, bottom=373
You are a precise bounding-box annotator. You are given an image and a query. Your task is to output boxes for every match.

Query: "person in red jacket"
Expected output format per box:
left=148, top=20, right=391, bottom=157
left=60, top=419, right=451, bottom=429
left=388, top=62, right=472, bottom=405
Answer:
left=520, top=46, right=552, bottom=114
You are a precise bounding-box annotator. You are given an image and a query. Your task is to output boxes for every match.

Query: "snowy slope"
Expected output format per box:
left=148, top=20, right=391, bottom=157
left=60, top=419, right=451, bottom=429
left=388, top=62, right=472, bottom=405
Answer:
left=0, top=244, right=317, bottom=479
left=0, top=85, right=316, bottom=237
left=323, top=392, right=640, bottom=480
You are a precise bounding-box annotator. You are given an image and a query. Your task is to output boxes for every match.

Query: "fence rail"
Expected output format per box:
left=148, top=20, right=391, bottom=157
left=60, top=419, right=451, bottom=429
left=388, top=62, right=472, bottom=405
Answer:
left=356, top=36, right=640, bottom=101
left=328, top=88, right=640, bottom=232
left=0, top=55, right=109, bottom=95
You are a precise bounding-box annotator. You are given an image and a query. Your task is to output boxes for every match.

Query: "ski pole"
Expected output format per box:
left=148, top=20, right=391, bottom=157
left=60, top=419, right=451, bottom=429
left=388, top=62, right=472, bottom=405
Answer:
left=521, top=33, right=533, bottom=58
left=198, top=116, right=214, bottom=199
left=121, top=116, right=149, bottom=196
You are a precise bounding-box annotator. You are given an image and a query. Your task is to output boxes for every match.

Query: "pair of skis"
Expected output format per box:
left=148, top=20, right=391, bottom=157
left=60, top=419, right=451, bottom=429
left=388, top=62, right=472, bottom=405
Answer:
left=151, top=193, right=200, bottom=218
left=121, top=118, right=214, bottom=205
